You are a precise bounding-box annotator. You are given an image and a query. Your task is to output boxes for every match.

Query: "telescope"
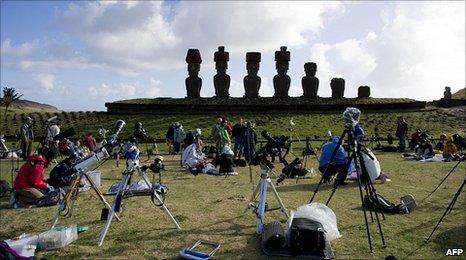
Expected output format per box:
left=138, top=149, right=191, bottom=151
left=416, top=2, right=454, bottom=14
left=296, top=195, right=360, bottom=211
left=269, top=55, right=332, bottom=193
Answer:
left=73, top=148, right=109, bottom=173
left=108, top=120, right=126, bottom=146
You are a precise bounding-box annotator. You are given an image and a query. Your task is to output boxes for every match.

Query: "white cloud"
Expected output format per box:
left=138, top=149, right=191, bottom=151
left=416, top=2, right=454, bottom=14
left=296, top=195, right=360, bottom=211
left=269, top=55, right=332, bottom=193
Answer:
left=1, top=38, right=37, bottom=57
left=88, top=78, right=163, bottom=102
left=50, top=1, right=344, bottom=74
left=34, top=73, right=56, bottom=91
left=310, top=2, right=465, bottom=100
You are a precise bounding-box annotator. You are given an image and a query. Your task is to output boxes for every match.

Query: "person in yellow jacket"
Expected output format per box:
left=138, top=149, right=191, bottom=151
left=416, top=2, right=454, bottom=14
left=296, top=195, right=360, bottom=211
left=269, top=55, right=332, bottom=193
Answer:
left=443, top=136, right=458, bottom=160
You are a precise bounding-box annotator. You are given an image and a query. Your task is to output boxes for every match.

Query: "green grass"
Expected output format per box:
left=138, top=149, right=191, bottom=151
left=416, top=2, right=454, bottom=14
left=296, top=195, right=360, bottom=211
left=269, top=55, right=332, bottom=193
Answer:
left=452, top=88, right=465, bottom=100
left=0, top=150, right=464, bottom=259
left=1, top=108, right=465, bottom=141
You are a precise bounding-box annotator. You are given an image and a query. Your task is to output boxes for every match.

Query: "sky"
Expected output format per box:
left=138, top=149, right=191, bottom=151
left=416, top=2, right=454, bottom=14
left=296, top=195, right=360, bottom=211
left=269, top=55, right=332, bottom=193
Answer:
left=1, top=1, right=465, bottom=111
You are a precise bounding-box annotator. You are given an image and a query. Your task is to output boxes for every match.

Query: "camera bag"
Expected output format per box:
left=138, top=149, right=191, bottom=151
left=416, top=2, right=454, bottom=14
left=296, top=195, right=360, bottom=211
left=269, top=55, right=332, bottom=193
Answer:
left=289, top=218, right=326, bottom=256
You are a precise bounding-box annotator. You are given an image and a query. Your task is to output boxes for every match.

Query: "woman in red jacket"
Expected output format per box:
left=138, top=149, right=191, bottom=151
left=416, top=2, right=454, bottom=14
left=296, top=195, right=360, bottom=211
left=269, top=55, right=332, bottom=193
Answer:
left=13, top=148, right=56, bottom=206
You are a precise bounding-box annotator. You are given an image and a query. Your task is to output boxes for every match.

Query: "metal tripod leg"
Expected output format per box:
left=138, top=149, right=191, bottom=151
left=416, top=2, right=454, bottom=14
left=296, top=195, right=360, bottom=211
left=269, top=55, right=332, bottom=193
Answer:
left=98, top=173, right=131, bottom=246
left=245, top=182, right=260, bottom=212
left=138, top=169, right=181, bottom=230
left=256, top=176, right=268, bottom=234
left=267, top=178, right=289, bottom=218
left=84, top=172, right=121, bottom=222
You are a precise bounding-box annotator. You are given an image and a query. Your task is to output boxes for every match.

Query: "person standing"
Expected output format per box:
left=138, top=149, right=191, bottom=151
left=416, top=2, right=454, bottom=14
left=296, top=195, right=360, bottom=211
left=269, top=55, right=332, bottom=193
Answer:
left=395, top=116, right=408, bottom=152
left=211, top=117, right=222, bottom=153
left=20, top=117, right=34, bottom=160
left=166, top=123, right=176, bottom=154
left=82, top=132, right=97, bottom=152
left=232, top=118, right=245, bottom=158
left=218, top=120, right=231, bottom=151
left=173, top=122, right=185, bottom=154
left=242, top=122, right=257, bottom=163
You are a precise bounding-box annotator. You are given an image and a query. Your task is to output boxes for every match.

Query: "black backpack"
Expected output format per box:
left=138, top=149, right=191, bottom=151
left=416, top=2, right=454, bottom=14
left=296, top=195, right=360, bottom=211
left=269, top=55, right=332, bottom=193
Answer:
left=289, top=218, right=326, bottom=257
left=364, top=194, right=417, bottom=214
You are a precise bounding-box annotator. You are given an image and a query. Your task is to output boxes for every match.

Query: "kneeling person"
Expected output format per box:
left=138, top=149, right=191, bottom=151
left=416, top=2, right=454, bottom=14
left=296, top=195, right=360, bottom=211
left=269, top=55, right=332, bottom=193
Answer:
left=13, top=148, right=57, bottom=207
left=319, top=136, right=348, bottom=185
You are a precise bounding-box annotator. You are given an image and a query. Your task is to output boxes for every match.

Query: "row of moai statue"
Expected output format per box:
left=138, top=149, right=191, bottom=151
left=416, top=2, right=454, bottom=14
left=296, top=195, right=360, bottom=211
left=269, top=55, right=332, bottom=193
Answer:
left=185, top=46, right=371, bottom=99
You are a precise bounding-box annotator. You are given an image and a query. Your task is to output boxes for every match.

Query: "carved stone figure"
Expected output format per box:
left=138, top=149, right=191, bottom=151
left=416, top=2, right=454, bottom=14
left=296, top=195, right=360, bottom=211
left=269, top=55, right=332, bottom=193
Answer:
left=273, top=46, right=291, bottom=98
left=444, top=86, right=452, bottom=99
left=358, top=85, right=371, bottom=98
left=302, top=62, right=319, bottom=98
left=185, top=49, right=202, bottom=98
left=330, top=78, right=345, bottom=99
left=244, top=52, right=261, bottom=98
left=213, top=46, right=230, bottom=98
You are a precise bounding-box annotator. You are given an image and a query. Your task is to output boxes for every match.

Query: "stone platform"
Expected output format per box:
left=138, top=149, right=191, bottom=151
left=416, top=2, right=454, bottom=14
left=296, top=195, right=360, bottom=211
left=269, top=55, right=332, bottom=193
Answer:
left=105, top=97, right=427, bottom=114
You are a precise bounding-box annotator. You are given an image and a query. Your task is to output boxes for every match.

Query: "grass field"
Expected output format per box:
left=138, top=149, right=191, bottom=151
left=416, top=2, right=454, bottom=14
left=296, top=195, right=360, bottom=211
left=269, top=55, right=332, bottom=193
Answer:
left=1, top=107, right=465, bottom=142
left=0, top=147, right=464, bottom=259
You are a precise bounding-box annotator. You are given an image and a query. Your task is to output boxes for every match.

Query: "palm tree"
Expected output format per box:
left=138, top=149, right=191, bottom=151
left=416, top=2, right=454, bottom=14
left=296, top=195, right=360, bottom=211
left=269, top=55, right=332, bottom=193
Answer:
left=1, top=86, right=23, bottom=120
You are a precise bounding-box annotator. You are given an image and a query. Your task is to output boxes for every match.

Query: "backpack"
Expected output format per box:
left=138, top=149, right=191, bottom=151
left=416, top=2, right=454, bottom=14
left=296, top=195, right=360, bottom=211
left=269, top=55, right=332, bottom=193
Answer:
left=37, top=191, right=59, bottom=207
left=289, top=218, right=326, bottom=257
left=363, top=194, right=416, bottom=214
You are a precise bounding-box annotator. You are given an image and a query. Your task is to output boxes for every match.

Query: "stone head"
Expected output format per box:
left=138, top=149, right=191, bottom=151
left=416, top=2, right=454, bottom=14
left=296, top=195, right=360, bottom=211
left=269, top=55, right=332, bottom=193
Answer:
left=304, top=62, right=317, bottom=77
left=276, top=62, right=289, bottom=75
left=188, top=63, right=200, bottom=76
left=246, top=52, right=261, bottom=76
left=215, top=61, right=228, bottom=74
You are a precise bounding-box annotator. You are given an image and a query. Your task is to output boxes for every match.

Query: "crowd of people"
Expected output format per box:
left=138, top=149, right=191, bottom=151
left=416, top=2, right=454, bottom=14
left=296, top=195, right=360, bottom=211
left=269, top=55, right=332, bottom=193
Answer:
left=166, top=116, right=259, bottom=176
left=5, top=114, right=465, bottom=208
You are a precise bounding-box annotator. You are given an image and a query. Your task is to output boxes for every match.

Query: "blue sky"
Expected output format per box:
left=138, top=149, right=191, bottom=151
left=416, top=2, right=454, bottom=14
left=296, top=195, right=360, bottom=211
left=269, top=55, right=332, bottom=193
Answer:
left=1, top=1, right=464, bottom=111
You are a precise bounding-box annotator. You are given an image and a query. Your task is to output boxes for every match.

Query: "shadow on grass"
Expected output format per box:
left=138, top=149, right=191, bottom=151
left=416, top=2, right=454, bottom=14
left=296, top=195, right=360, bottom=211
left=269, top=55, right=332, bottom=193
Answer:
left=276, top=180, right=356, bottom=193
left=400, top=225, right=466, bottom=259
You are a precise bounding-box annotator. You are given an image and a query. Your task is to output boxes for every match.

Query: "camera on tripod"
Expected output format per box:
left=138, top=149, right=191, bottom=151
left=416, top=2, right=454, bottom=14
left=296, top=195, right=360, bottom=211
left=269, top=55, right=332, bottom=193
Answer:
left=343, top=107, right=361, bottom=127
left=251, top=130, right=290, bottom=166
left=140, top=156, right=165, bottom=174
left=277, top=157, right=309, bottom=184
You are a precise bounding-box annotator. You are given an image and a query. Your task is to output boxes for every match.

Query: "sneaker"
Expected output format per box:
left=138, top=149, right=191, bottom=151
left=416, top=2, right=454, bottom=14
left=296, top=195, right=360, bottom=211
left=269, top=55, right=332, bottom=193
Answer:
left=9, top=191, right=17, bottom=208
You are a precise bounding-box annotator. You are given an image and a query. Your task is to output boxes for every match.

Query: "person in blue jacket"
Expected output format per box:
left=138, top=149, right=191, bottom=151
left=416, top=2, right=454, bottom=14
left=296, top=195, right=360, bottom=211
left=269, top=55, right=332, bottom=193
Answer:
left=319, top=136, right=348, bottom=185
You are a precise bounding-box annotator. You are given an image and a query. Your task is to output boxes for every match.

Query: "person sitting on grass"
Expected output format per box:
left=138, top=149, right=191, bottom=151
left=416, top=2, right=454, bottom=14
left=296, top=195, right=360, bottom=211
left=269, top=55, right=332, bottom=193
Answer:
left=434, top=133, right=447, bottom=152
left=319, top=136, right=348, bottom=185
left=443, top=136, right=458, bottom=161
left=414, top=138, right=435, bottom=159
left=409, top=129, right=423, bottom=150
left=11, top=147, right=57, bottom=208
left=182, top=142, right=237, bottom=176
left=217, top=145, right=237, bottom=175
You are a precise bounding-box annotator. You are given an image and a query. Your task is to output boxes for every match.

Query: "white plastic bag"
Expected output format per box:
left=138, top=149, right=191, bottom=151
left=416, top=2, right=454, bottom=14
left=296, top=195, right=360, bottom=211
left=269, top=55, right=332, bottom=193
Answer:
left=362, top=149, right=381, bottom=182
left=288, top=203, right=341, bottom=242
left=38, top=225, right=78, bottom=250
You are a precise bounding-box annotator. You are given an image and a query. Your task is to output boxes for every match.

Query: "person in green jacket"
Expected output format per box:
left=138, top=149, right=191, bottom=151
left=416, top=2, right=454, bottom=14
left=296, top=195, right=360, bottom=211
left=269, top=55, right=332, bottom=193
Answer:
left=218, top=120, right=231, bottom=152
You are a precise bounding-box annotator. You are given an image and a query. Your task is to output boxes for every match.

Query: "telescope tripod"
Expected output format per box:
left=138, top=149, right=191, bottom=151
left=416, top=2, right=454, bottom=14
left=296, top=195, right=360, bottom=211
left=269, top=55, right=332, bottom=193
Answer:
left=98, top=159, right=181, bottom=246
left=424, top=158, right=465, bottom=243
left=309, top=127, right=386, bottom=253
left=245, top=163, right=289, bottom=234
left=51, top=166, right=120, bottom=229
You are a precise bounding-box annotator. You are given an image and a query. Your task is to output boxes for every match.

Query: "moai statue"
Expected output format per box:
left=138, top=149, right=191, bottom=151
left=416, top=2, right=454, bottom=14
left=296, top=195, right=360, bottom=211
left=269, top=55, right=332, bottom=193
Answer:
left=330, top=78, right=345, bottom=99
left=444, top=86, right=452, bottom=99
left=273, top=46, right=291, bottom=98
left=213, top=46, right=230, bottom=98
left=243, top=52, right=261, bottom=98
left=185, top=49, right=202, bottom=98
left=358, top=85, right=371, bottom=98
left=302, top=62, right=319, bottom=98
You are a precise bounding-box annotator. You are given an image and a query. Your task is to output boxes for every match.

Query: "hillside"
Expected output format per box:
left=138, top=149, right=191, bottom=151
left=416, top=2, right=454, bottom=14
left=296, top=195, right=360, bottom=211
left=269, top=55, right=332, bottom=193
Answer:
left=0, top=99, right=59, bottom=114
left=452, top=87, right=466, bottom=100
